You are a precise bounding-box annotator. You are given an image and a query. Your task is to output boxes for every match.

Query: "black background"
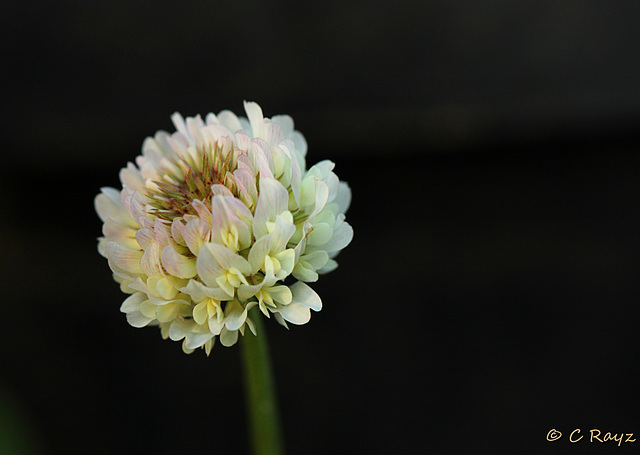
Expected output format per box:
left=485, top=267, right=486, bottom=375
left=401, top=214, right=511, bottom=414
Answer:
left=3, top=1, right=640, bottom=454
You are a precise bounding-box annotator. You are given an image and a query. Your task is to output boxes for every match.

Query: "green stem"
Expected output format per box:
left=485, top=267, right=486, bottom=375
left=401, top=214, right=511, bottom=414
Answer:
left=240, top=309, right=285, bottom=455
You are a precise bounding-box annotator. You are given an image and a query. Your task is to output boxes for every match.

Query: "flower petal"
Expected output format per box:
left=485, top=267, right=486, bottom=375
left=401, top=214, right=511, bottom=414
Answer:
left=291, top=281, right=322, bottom=311
left=277, top=302, right=311, bottom=325
left=253, top=178, right=288, bottom=239
left=323, top=215, right=354, bottom=253
left=219, top=327, right=239, bottom=347
left=195, top=243, right=224, bottom=287
left=244, top=101, right=265, bottom=138
left=225, top=300, right=249, bottom=331
left=161, top=244, right=197, bottom=278
left=106, top=242, right=143, bottom=275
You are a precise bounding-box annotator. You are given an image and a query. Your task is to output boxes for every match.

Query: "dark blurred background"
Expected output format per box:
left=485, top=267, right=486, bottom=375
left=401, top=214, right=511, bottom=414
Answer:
left=3, top=1, right=640, bottom=454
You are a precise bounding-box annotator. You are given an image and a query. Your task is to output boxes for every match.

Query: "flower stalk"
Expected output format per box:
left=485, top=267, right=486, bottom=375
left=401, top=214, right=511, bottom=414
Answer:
left=241, top=309, right=285, bottom=455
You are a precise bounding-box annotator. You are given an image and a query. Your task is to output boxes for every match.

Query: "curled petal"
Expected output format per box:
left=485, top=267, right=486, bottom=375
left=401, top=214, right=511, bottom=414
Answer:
left=95, top=188, right=136, bottom=227
left=225, top=300, right=252, bottom=331
left=140, top=243, right=163, bottom=277
left=181, top=279, right=231, bottom=301
left=277, top=303, right=311, bottom=325
left=322, top=215, right=354, bottom=253
left=290, top=281, right=322, bottom=311
left=219, top=327, right=239, bottom=347
left=106, top=242, right=143, bottom=275
left=161, top=245, right=197, bottom=278
left=183, top=218, right=210, bottom=255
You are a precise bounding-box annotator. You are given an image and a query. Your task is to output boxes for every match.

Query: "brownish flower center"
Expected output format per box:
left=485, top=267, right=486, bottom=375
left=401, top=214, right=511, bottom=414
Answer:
left=146, top=143, right=235, bottom=222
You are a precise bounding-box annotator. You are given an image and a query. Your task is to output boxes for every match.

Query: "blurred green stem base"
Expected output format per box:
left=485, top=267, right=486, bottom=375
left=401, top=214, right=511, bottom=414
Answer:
left=240, top=309, right=285, bottom=455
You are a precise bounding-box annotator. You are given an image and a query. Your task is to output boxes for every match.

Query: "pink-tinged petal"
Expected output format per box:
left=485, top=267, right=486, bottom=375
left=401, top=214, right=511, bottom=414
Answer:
left=129, top=192, right=148, bottom=228
left=210, top=184, right=234, bottom=197
left=234, top=168, right=258, bottom=206
left=120, top=187, right=135, bottom=217
left=119, top=162, right=145, bottom=192
left=135, top=228, right=154, bottom=250
left=290, top=281, right=322, bottom=311
left=102, top=220, right=138, bottom=249
left=263, top=119, right=285, bottom=146
left=249, top=141, right=274, bottom=178
left=236, top=153, right=253, bottom=173
left=171, top=219, right=186, bottom=245
left=140, top=243, right=163, bottom=277
left=271, top=115, right=294, bottom=138
left=153, top=218, right=171, bottom=247
left=170, top=112, right=189, bottom=141
left=191, top=199, right=212, bottom=225
left=106, top=242, right=143, bottom=275
left=277, top=302, right=311, bottom=325
left=95, top=188, right=135, bottom=227
left=141, top=136, right=163, bottom=162
left=161, top=245, right=197, bottom=278
left=183, top=218, right=210, bottom=255
left=252, top=137, right=274, bottom=172
left=225, top=195, right=253, bottom=222
left=186, top=115, right=205, bottom=144
left=216, top=109, right=243, bottom=132
left=235, top=129, right=252, bottom=151
left=210, top=196, right=253, bottom=250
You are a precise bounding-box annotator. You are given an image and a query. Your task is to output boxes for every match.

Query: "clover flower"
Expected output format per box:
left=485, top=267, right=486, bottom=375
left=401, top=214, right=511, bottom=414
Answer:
left=95, top=102, right=353, bottom=354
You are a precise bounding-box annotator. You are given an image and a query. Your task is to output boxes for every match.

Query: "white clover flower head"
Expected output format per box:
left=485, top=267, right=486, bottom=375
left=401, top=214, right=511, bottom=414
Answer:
left=95, top=102, right=353, bottom=354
